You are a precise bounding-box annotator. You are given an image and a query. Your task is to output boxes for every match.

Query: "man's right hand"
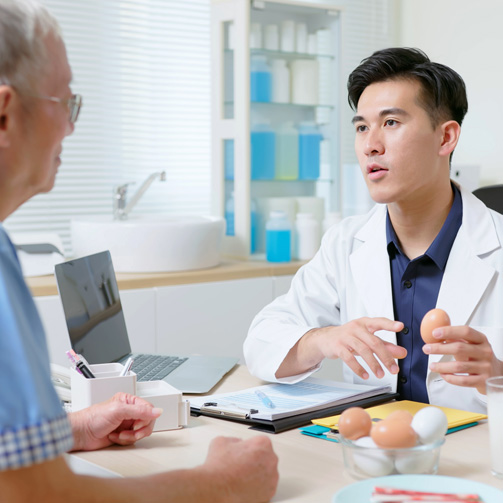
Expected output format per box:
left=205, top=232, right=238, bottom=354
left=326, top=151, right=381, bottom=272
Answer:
left=199, top=436, right=279, bottom=503
left=277, top=317, right=406, bottom=379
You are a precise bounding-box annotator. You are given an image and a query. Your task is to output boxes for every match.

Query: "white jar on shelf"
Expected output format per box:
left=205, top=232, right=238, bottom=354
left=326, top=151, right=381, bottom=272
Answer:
left=271, top=59, right=290, bottom=103
left=280, top=20, right=295, bottom=52
left=295, top=213, right=321, bottom=260
left=264, top=24, right=279, bottom=50
left=291, top=59, right=319, bottom=105
left=295, top=23, right=307, bottom=53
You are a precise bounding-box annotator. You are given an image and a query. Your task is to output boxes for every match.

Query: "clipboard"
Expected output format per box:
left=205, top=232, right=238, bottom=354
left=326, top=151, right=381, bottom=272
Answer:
left=191, top=392, right=399, bottom=433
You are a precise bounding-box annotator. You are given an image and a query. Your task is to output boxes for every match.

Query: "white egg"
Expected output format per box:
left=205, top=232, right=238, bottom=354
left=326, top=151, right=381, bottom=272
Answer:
left=395, top=449, right=437, bottom=474
left=411, top=407, right=448, bottom=444
left=352, top=436, right=394, bottom=477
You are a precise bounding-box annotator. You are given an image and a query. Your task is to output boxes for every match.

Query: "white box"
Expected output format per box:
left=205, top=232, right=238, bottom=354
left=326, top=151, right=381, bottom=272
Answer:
left=71, top=363, right=136, bottom=412
left=136, top=380, right=190, bottom=431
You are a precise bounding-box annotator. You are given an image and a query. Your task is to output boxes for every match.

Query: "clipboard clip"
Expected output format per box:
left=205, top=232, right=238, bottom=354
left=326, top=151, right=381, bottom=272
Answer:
left=201, top=402, right=258, bottom=419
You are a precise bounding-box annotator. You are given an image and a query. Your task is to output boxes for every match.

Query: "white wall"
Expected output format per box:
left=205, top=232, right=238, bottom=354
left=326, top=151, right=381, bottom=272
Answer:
left=400, top=0, right=503, bottom=186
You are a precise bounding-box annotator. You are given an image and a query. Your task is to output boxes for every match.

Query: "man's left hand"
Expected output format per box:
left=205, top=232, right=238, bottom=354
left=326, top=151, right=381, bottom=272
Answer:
left=69, top=392, right=162, bottom=451
left=423, top=325, right=503, bottom=394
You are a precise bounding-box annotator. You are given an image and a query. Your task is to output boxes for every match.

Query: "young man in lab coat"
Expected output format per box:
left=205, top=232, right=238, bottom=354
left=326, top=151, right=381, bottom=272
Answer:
left=0, top=1, right=278, bottom=501
left=245, top=47, right=503, bottom=414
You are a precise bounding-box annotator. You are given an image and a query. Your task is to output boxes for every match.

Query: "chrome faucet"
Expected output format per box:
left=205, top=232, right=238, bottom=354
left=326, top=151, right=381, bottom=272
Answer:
left=113, top=171, right=166, bottom=220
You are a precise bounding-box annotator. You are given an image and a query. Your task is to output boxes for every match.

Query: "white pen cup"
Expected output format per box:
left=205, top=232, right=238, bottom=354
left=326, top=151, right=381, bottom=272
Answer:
left=486, top=376, right=503, bottom=478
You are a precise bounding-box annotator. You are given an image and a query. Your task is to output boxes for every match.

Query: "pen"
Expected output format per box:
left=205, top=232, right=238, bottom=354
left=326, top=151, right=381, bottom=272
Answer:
left=120, top=357, right=134, bottom=376
left=254, top=389, right=275, bottom=409
left=65, top=350, right=83, bottom=375
left=76, top=360, right=95, bottom=379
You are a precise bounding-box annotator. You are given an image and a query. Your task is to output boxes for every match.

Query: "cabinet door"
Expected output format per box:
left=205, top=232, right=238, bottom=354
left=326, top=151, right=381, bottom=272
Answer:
left=155, top=277, right=273, bottom=362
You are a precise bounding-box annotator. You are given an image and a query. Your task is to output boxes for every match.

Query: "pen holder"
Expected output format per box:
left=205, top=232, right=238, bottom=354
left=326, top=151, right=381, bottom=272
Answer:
left=71, top=363, right=136, bottom=412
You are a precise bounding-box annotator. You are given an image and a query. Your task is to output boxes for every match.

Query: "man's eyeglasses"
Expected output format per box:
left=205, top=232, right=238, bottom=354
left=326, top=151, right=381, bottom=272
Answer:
left=32, top=93, right=82, bottom=124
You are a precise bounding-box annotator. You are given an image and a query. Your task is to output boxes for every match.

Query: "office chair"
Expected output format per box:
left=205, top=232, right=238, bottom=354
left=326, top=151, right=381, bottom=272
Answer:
left=472, top=184, right=503, bottom=215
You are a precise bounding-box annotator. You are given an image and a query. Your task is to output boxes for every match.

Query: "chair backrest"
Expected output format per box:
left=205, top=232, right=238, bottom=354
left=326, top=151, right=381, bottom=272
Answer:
left=472, top=184, right=503, bottom=214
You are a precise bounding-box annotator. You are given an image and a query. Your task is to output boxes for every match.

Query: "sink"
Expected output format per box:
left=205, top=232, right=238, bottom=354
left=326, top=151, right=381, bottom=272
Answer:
left=71, top=215, right=225, bottom=273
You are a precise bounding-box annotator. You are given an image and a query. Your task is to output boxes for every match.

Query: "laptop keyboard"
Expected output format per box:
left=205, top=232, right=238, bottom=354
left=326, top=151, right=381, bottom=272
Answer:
left=131, top=354, right=188, bottom=381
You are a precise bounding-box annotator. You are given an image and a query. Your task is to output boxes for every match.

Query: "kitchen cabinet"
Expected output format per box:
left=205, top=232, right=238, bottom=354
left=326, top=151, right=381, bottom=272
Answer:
left=211, top=0, right=342, bottom=258
left=155, top=277, right=273, bottom=362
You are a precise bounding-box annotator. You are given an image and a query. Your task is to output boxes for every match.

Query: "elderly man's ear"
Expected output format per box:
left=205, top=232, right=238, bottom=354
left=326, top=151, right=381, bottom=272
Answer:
left=0, top=86, right=14, bottom=147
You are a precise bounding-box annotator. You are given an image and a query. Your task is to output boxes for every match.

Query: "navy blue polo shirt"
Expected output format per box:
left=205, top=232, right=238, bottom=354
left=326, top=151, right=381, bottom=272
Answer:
left=386, top=184, right=462, bottom=403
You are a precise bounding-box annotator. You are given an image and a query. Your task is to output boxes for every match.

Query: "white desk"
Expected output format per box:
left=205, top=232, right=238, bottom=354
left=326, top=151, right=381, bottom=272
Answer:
left=70, top=366, right=503, bottom=502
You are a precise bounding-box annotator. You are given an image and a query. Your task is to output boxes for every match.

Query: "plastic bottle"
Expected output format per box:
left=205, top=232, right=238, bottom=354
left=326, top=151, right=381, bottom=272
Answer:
left=266, top=210, right=291, bottom=262
left=298, top=122, right=322, bottom=180
left=275, top=122, right=298, bottom=180
left=271, top=59, right=290, bottom=103
left=264, top=24, right=279, bottom=50
left=294, top=213, right=321, bottom=260
left=250, top=198, right=257, bottom=254
left=291, top=59, right=319, bottom=105
left=250, top=23, right=262, bottom=49
left=225, top=193, right=235, bottom=236
left=251, top=122, right=275, bottom=180
left=295, top=23, right=307, bottom=53
left=280, top=20, right=295, bottom=52
left=224, top=139, right=234, bottom=180
left=250, top=55, right=271, bottom=102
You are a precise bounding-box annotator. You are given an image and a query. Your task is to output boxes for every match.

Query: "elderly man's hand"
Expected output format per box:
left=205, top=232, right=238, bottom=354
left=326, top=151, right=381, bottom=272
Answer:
left=69, top=392, right=162, bottom=451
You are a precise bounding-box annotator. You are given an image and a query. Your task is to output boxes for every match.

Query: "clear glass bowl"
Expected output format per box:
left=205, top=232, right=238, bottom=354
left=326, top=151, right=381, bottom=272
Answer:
left=340, top=437, right=445, bottom=479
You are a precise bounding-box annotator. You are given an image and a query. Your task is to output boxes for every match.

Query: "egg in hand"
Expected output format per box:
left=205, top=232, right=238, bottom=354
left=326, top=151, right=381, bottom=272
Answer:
left=420, top=308, right=450, bottom=344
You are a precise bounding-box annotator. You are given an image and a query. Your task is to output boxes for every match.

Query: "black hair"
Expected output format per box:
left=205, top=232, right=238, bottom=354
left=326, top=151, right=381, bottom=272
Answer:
left=347, top=47, right=468, bottom=128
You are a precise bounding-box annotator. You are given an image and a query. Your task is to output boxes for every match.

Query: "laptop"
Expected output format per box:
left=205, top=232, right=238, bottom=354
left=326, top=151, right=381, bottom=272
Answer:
left=54, top=250, right=238, bottom=393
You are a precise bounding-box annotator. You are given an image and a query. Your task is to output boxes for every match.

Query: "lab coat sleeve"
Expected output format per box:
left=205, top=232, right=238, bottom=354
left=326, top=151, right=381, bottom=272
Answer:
left=244, top=227, right=343, bottom=383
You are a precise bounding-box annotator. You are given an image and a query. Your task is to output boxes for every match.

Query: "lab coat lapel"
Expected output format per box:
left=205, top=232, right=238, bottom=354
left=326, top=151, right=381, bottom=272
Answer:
left=430, top=188, right=500, bottom=364
left=349, top=206, right=395, bottom=321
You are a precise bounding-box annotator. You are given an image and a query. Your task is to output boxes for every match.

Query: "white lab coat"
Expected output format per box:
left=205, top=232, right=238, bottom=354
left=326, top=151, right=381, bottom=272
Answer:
left=244, top=185, right=503, bottom=413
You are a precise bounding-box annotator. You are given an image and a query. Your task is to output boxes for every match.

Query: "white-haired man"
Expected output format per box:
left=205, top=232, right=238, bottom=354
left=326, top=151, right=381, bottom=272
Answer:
left=0, top=1, right=278, bottom=501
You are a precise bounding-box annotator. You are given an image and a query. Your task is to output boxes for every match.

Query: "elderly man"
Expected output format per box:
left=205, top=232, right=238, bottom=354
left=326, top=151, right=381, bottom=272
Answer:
left=0, top=1, right=278, bottom=501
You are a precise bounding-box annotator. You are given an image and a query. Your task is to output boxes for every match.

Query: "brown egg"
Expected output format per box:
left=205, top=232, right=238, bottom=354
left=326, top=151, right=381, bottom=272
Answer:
left=338, top=407, right=372, bottom=440
left=420, top=308, right=451, bottom=344
left=386, top=410, right=413, bottom=425
left=371, top=419, right=418, bottom=448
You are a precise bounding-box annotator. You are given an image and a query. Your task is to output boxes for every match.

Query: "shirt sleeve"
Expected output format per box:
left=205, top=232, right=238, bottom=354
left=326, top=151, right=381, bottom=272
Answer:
left=0, top=228, right=73, bottom=471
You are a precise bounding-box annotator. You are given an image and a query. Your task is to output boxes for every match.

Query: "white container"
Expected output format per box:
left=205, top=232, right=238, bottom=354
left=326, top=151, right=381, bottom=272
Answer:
left=250, top=22, right=262, bottom=49
left=271, top=59, right=290, bottom=103
left=295, top=23, right=307, bottom=53
left=295, top=196, right=324, bottom=226
left=295, top=213, right=321, bottom=260
left=487, top=376, right=503, bottom=478
left=307, top=33, right=317, bottom=55
left=136, top=381, right=190, bottom=432
left=71, top=363, right=136, bottom=412
left=291, top=59, right=319, bottom=105
left=280, top=20, right=295, bottom=52
left=264, top=24, right=279, bottom=50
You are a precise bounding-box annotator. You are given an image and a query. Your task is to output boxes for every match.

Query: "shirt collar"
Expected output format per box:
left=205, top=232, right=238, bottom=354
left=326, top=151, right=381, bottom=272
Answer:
left=386, top=183, right=463, bottom=269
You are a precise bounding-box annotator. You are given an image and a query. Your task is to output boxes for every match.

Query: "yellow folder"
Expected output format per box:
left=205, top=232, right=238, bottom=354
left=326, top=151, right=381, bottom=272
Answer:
left=312, top=400, right=487, bottom=430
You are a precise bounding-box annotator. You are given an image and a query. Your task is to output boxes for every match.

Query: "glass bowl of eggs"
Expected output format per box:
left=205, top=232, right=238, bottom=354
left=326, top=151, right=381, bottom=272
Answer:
left=338, top=406, right=448, bottom=479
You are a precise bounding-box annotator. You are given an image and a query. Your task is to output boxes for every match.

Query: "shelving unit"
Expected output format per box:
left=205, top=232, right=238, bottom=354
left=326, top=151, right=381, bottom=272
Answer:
left=211, top=0, right=342, bottom=258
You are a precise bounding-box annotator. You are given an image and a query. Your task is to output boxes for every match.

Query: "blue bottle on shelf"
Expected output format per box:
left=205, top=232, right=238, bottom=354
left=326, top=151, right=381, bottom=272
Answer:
left=250, top=55, right=272, bottom=102
left=266, top=210, right=291, bottom=263
left=251, top=122, right=275, bottom=180
left=298, top=122, right=322, bottom=180
left=224, top=139, right=234, bottom=180
left=225, top=193, right=235, bottom=236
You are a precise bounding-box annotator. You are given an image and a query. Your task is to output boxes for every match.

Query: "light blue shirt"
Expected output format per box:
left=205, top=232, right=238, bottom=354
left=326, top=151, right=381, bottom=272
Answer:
left=0, top=224, right=73, bottom=470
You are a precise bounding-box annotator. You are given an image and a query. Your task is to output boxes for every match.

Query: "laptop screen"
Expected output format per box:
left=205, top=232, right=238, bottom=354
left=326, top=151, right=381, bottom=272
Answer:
left=54, top=250, right=131, bottom=364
